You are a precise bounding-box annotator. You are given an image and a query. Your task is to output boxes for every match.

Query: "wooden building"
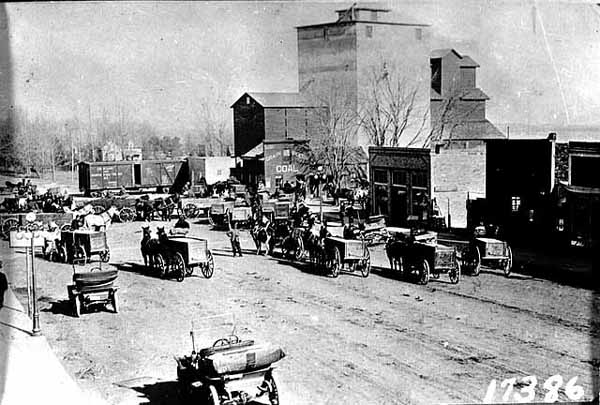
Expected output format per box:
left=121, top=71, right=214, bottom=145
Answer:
left=230, top=92, right=324, bottom=191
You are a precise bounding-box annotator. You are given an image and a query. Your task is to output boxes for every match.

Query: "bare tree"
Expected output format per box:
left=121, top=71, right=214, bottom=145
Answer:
left=296, top=82, right=366, bottom=193
left=195, top=99, right=232, bottom=156
left=407, top=84, right=481, bottom=148
left=358, top=63, right=429, bottom=147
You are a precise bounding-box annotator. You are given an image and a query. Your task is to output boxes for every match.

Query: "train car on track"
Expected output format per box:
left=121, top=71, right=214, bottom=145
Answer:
left=78, top=160, right=183, bottom=196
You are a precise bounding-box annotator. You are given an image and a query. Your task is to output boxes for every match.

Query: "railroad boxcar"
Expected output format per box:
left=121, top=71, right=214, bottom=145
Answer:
left=78, top=160, right=183, bottom=196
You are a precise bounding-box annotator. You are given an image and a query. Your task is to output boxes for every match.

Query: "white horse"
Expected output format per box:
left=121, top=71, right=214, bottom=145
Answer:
left=83, top=206, right=118, bottom=231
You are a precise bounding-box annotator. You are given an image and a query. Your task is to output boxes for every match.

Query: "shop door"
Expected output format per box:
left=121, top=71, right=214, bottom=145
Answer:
left=390, top=170, right=408, bottom=226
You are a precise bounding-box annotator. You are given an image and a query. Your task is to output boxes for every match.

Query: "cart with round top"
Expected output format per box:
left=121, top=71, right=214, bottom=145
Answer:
left=176, top=333, right=285, bottom=405
left=67, top=266, right=118, bottom=317
left=323, top=236, right=371, bottom=278
left=153, top=236, right=214, bottom=282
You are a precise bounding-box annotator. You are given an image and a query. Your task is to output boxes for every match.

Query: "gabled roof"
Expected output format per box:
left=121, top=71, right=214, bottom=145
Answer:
left=439, top=120, right=505, bottom=141
left=430, top=49, right=480, bottom=67
left=430, top=48, right=462, bottom=59
left=460, top=55, right=480, bottom=68
left=460, top=88, right=489, bottom=101
left=231, top=92, right=321, bottom=108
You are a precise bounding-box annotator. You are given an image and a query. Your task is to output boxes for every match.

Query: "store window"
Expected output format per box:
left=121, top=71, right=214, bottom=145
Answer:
left=511, top=196, right=521, bottom=212
left=411, top=171, right=428, bottom=188
left=374, top=184, right=389, bottom=216
left=282, top=148, right=292, bottom=164
left=392, top=170, right=407, bottom=186
left=373, top=169, right=388, bottom=184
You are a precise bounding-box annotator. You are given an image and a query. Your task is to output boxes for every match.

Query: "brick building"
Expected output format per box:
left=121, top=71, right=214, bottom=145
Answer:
left=429, top=49, right=505, bottom=228
left=297, top=5, right=431, bottom=147
left=230, top=92, right=323, bottom=190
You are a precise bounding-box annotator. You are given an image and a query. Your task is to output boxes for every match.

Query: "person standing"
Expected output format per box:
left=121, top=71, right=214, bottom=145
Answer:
left=227, top=222, right=243, bottom=257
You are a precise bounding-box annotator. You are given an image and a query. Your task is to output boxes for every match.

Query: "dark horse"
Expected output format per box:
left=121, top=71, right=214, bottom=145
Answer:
left=140, top=226, right=161, bottom=268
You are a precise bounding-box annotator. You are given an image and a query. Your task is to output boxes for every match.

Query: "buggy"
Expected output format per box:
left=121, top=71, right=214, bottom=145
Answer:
left=152, top=236, right=215, bottom=282
left=67, top=265, right=118, bottom=317
left=175, top=330, right=284, bottom=405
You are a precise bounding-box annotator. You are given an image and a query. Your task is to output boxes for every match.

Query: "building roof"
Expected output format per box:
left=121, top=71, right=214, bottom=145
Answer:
left=241, top=142, right=264, bottom=159
left=232, top=92, right=321, bottom=108
left=460, top=88, right=489, bottom=101
left=440, top=120, right=506, bottom=141
left=335, top=5, right=391, bottom=13
left=430, top=49, right=480, bottom=68
left=460, top=55, right=480, bottom=68
left=430, top=48, right=462, bottom=59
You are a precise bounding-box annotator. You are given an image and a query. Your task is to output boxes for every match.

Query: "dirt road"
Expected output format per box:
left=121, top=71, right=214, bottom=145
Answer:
left=2, top=219, right=597, bottom=404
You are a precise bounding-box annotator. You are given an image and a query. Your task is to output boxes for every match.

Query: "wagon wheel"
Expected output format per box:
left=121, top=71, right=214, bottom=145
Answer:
left=212, top=338, right=231, bottom=347
left=502, top=246, right=513, bottom=277
left=201, top=251, right=214, bottom=279
left=294, top=236, right=304, bottom=261
left=111, top=290, right=119, bottom=313
left=331, top=248, right=341, bottom=278
left=418, top=259, right=430, bottom=285
left=359, top=245, right=371, bottom=278
left=100, top=250, right=110, bottom=263
left=449, top=258, right=461, bottom=284
left=60, top=224, right=72, bottom=231
left=93, top=205, right=104, bottom=215
left=207, top=384, right=220, bottom=405
left=73, top=295, right=82, bottom=317
left=119, top=207, right=135, bottom=223
left=208, top=214, right=215, bottom=226
left=185, top=263, right=194, bottom=277
left=1, top=218, right=18, bottom=238
left=464, top=246, right=481, bottom=276
left=59, top=244, right=69, bottom=263
left=265, top=373, right=280, bottom=405
left=154, top=254, right=166, bottom=278
left=184, top=204, right=198, bottom=219
left=173, top=252, right=186, bottom=282
left=75, top=244, right=88, bottom=265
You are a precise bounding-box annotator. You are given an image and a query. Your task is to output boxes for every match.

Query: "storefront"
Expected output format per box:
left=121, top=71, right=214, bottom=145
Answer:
left=369, top=147, right=431, bottom=227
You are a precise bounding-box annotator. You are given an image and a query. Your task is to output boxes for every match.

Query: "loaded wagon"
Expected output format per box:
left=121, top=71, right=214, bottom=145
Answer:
left=152, top=236, right=214, bottom=281
left=1, top=212, right=74, bottom=239
left=323, top=236, right=371, bottom=278
left=209, top=201, right=235, bottom=228
left=230, top=206, right=253, bottom=228
left=462, top=237, right=512, bottom=277
left=60, top=230, right=110, bottom=264
left=78, top=159, right=183, bottom=196
left=385, top=228, right=460, bottom=285
left=67, top=267, right=118, bottom=317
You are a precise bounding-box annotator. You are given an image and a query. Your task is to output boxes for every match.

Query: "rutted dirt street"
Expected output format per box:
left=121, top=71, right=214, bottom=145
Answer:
left=2, top=218, right=597, bottom=404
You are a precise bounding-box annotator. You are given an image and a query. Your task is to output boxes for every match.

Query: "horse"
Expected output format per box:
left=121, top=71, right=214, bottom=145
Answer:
left=83, top=206, right=117, bottom=231
left=385, top=238, right=406, bottom=272
left=250, top=221, right=271, bottom=255
left=140, top=226, right=161, bottom=268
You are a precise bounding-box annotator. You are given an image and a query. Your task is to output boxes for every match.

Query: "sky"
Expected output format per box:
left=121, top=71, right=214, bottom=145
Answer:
left=3, top=1, right=600, bottom=136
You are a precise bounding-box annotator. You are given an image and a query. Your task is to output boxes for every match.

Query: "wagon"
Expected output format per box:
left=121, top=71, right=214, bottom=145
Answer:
left=384, top=228, right=460, bottom=284
left=153, top=236, right=214, bottom=282
left=67, top=267, right=118, bottom=317
left=59, top=230, right=110, bottom=264
left=323, top=236, right=370, bottom=278
left=402, top=241, right=461, bottom=285
left=1, top=211, right=73, bottom=239
left=209, top=201, right=235, bottom=228
left=230, top=206, right=253, bottom=228
left=175, top=334, right=284, bottom=405
left=462, top=237, right=512, bottom=277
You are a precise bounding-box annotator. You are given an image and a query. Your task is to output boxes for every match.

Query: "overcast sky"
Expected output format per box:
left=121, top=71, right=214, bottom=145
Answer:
left=4, top=1, right=600, bottom=134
